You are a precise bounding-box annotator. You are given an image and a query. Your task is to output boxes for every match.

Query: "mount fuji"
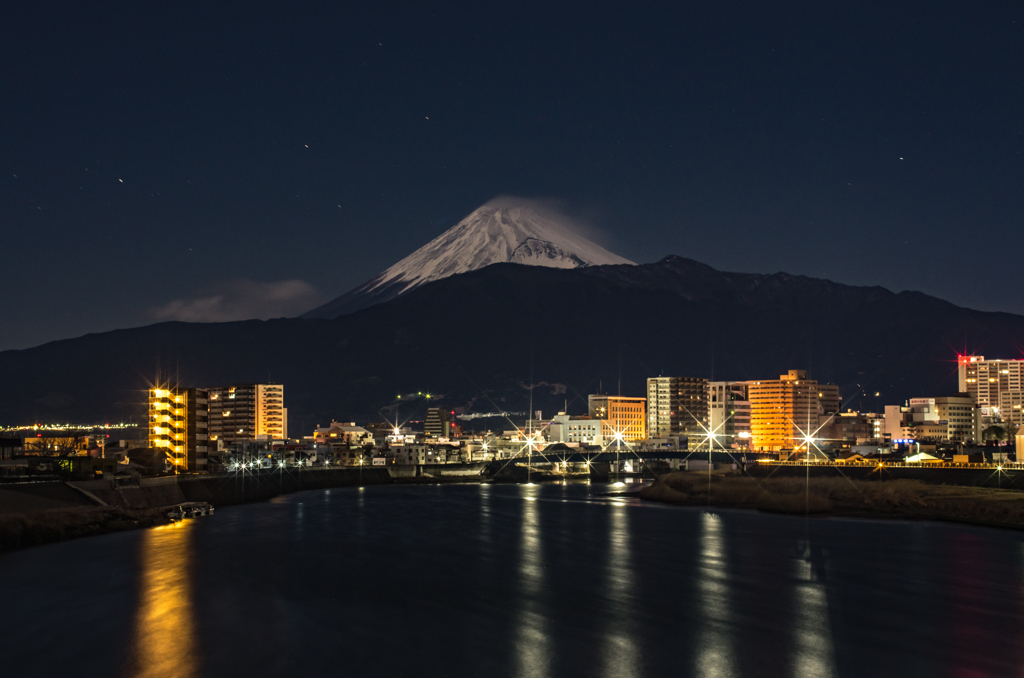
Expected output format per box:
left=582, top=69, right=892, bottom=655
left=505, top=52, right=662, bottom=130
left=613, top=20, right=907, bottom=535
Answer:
left=302, top=197, right=634, bottom=318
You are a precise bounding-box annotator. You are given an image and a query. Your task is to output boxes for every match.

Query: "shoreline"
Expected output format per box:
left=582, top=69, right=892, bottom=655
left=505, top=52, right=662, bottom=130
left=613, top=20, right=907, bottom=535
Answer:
left=0, top=468, right=393, bottom=555
left=9, top=470, right=1024, bottom=556
left=633, top=471, right=1024, bottom=531
left=0, top=472, right=491, bottom=556
left=0, top=505, right=173, bottom=555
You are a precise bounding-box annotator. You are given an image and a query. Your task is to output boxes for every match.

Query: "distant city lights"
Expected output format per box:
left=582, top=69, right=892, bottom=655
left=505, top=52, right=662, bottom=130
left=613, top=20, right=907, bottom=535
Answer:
left=0, top=422, right=138, bottom=433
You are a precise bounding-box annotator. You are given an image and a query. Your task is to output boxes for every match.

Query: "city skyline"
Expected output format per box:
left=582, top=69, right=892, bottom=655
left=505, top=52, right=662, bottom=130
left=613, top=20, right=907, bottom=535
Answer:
left=10, top=355, right=1017, bottom=451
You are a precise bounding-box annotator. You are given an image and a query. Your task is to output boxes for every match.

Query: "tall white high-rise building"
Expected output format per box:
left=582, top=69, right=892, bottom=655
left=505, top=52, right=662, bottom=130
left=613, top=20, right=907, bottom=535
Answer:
left=646, top=377, right=707, bottom=447
left=958, top=356, right=1024, bottom=422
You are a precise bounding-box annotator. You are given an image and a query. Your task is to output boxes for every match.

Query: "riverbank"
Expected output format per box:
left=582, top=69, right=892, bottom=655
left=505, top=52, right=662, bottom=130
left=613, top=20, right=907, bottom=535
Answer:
left=637, top=471, right=1024, bottom=529
left=0, top=464, right=505, bottom=555
left=0, top=467, right=396, bottom=555
left=0, top=505, right=171, bottom=554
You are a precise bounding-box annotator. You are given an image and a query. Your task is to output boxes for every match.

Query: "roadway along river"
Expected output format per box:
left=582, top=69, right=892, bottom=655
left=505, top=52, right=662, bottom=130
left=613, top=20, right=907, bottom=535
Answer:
left=2, top=482, right=1023, bottom=677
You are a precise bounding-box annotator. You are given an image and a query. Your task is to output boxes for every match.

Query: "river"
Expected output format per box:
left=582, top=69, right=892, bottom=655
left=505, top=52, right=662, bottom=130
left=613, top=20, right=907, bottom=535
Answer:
left=2, top=482, right=1023, bottom=677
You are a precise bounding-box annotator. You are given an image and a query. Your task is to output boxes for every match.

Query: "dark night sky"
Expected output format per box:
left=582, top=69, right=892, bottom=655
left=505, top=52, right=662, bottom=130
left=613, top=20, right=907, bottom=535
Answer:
left=2, top=2, right=1022, bottom=351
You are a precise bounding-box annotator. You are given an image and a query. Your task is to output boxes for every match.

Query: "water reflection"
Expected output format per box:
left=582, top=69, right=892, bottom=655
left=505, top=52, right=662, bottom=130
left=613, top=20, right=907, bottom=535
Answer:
left=124, top=521, right=198, bottom=678
left=694, top=512, right=736, bottom=678
left=602, top=500, right=638, bottom=678
left=295, top=501, right=305, bottom=541
left=791, top=541, right=837, bottom=678
left=356, top=486, right=366, bottom=539
left=479, top=483, right=492, bottom=547
left=515, top=487, right=550, bottom=678
left=7, top=484, right=1024, bottom=677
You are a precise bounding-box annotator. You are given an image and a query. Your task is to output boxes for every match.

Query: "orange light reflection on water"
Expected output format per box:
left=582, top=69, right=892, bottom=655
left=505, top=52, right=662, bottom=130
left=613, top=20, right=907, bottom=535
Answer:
left=124, top=521, right=198, bottom=678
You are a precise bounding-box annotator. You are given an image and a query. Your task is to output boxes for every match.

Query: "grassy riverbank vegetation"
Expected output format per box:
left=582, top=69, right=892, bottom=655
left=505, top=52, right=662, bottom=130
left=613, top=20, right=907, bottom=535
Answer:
left=638, top=471, right=1024, bottom=529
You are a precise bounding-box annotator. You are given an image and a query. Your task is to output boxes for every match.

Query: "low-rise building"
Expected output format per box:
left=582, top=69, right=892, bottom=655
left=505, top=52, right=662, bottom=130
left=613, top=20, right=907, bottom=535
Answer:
left=312, top=422, right=374, bottom=447
left=886, top=396, right=977, bottom=443
left=589, top=395, right=646, bottom=442
left=392, top=442, right=464, bottom=465
left=823, top=411, right=887, bottom=447
left=309, top=422, right=374, bottom=465
left=548, top=413, right=603, bottom=445
left=0, top=437, right=20, bottom=461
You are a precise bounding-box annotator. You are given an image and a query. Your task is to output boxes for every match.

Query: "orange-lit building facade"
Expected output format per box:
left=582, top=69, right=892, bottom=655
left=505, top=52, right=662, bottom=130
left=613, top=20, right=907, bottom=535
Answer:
left=747, top=370, right=841, bottom=452
left=149, top=386, right=209, bottom=472
left=588, top=395, right=647, bottom=442
left=208, top=383, right=287, bottom=444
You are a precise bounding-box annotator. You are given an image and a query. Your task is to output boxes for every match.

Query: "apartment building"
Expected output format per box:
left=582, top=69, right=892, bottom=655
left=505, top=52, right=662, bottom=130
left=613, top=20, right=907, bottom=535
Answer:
left=886, top=396, right=978, bottom=443
left=148, top=385, right=209, bottom=472
left=958, top=356, right=1024, bottom=414
left=208, top=384, right=287, bottom=444
left=424, top=408, right=452, bottom=438
left=647, top=377, right=709, bottom=447
left=747, top=370, right=841, bottom=451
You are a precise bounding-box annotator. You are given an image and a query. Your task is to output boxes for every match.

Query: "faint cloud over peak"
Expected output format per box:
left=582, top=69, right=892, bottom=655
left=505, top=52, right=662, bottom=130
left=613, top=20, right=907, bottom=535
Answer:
left=481, top=194, right=622, bottom=253
left=150, top=279, right=325, bottom=323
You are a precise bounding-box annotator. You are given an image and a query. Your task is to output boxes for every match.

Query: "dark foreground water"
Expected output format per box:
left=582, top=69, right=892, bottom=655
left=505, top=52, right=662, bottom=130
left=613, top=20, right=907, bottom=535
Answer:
left=3, top=482, right=1024, bottom=677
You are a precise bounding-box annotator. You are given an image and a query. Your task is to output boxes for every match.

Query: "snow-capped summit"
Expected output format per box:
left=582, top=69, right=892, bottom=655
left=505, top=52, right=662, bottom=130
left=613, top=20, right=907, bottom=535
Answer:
left=366, top=198, right=634, bottom=294
left=303, top=197, right=634, bottom=318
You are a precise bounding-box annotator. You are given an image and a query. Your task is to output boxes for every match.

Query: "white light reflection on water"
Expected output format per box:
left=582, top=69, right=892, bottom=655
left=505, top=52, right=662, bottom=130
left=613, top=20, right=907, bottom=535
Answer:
left=294, top=500, right=305, bottom=541
left=356, top=486, right=366, bottom=539
left=480, top=482, right=492, bottom=548
left=790, top=541, right=837, bottom=678
left=694, top=511, right=736, bottom=678
left=601, top=499, right=638, bottom=678
left=515, top=486, right=551, bottom=678
left=124, top=521, right=198, bottom=678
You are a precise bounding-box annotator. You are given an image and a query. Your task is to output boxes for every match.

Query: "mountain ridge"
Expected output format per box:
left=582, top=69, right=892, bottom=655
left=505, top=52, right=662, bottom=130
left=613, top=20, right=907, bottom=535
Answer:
left=302, top=198, right=633, bottom=318
left=2, top=256, right=1021, bottom=431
